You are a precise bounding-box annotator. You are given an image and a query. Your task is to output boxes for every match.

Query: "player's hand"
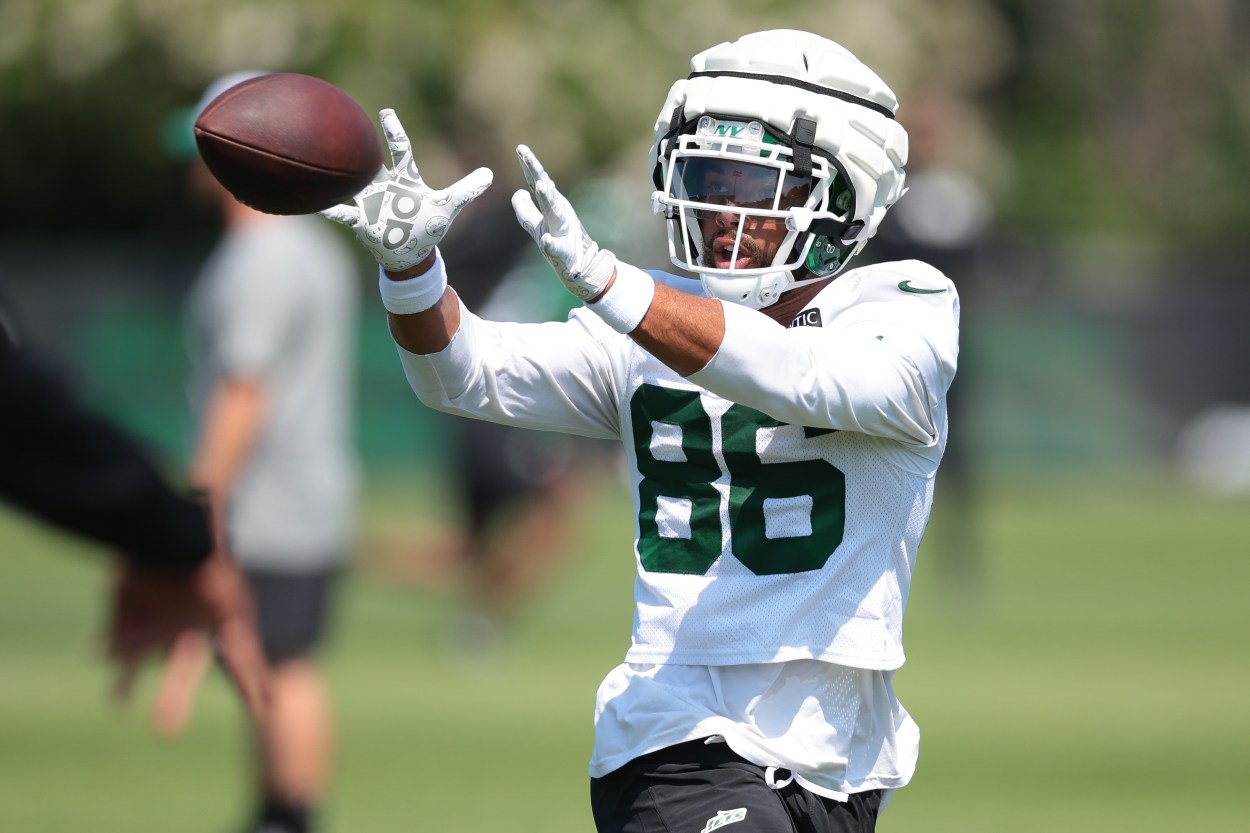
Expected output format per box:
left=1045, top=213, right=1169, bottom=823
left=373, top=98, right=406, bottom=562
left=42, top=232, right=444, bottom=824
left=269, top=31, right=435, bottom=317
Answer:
left=511, top=145, right=617, bottom=301
left=106, top=550, right=270, bottom=737
left=320, top=109, right=493, bottom=273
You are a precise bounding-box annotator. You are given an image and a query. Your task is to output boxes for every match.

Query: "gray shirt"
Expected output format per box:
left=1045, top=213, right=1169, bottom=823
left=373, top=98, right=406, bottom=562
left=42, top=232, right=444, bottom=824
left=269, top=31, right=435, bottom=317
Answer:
left=187, top=215, right=360, bottom=569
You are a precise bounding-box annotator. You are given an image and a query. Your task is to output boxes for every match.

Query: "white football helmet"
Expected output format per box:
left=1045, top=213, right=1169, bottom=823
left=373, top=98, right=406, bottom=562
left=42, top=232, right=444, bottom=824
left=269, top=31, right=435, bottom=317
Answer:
left=649, top=30, right=909, bottom=308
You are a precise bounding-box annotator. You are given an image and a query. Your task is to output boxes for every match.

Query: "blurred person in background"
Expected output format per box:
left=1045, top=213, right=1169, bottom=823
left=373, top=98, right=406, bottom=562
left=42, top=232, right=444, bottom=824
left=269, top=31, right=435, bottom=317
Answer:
left=444, top=253, right=607, bottom=656
left=167, top=72, right=362, bottom=833
left=325, top=29, right=957, bottom=833
left=0, top=297, right=269, bottom=734
left=431, top=181, right=621, bottom=656
left=439, top=178, right=656, bottom=653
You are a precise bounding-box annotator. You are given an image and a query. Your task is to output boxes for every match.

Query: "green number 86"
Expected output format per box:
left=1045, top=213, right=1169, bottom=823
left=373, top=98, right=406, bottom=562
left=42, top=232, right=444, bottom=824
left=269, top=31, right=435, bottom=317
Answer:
left=630, top=384, right=846, bottom=576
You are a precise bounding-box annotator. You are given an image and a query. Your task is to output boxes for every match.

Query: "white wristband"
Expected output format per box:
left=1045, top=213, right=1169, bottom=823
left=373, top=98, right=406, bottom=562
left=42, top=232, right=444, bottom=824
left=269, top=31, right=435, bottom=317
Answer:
left=589, top=261, right=655, bottom=334
left=377, top=251, right=448, bottom=315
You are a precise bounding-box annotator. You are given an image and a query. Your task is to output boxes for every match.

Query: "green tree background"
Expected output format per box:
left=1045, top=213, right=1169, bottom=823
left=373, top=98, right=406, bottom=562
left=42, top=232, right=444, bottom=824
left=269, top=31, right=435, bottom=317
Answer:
left=1, top=0, right=1246, bottom=241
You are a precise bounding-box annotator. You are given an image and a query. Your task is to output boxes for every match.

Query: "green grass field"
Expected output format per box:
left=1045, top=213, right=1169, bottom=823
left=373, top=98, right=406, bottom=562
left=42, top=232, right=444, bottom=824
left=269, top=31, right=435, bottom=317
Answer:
left=2, top=467, right=1247, bottom=832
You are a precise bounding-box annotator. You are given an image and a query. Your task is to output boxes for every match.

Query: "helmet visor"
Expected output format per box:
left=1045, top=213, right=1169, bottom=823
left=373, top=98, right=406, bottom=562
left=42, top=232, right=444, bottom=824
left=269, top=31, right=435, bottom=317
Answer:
left=673, top=156, right=811, bottom=214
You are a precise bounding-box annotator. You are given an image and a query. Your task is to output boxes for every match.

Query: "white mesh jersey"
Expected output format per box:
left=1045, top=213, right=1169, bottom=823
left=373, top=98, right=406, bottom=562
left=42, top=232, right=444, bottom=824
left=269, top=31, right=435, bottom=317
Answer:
left=397, top=255, right=958, bottom=795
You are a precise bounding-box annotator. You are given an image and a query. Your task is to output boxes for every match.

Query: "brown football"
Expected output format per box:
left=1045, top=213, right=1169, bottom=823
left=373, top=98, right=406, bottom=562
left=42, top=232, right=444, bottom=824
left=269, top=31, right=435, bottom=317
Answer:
left=194, top=73, right=382, bottom=215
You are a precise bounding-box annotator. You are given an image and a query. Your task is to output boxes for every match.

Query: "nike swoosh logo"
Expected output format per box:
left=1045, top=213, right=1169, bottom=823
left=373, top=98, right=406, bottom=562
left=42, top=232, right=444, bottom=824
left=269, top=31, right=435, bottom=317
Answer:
left=898, top=280, right=947, bottom=294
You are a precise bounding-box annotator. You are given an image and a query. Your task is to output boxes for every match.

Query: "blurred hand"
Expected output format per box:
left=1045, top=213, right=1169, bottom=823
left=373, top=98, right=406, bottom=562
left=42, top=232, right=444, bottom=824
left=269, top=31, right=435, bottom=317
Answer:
left=321, top=108, right=493, bottom=272
left=107, top=550, right=269, bottom=737
left=511, top=144, right=617, bottom=301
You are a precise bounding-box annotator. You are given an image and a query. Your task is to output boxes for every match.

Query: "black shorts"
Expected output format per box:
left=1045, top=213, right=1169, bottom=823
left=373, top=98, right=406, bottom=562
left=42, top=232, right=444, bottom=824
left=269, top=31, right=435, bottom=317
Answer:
left=590, top=738, right=883, bottom=833
left=243, top=566, right=340, bottom=664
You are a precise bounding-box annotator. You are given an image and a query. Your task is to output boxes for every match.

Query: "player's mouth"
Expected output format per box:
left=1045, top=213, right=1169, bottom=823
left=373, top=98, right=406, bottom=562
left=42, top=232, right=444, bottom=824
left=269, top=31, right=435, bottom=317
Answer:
left=708, top=235, right=756, bottom=270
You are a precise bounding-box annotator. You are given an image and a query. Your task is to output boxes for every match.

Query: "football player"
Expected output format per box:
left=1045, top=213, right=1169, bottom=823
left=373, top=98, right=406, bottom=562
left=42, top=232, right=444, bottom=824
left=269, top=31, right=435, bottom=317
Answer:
left=324, top=29, right=958, bottom=833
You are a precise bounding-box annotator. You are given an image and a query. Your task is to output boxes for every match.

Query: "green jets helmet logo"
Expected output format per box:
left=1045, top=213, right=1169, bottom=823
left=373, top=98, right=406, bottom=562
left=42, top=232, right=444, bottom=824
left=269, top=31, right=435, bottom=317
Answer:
left=696, top=116, right=764, bottom=144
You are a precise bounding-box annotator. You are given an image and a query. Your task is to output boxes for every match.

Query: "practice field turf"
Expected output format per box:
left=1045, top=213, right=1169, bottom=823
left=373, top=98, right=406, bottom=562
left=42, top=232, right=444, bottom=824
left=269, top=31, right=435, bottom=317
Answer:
left=1, top=467, right=1247, bottom=833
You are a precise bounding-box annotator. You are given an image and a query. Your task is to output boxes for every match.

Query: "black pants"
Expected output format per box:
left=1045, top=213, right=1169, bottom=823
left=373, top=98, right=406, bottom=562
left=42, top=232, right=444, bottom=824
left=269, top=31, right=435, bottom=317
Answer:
left=591, top=738, right=883, bottom=833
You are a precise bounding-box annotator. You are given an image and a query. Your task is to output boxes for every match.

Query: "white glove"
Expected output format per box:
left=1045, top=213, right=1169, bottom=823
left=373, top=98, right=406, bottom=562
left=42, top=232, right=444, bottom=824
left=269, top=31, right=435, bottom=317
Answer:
left=321, top=109, right=493, bottom=273
left=511, top=144, right=616, bottom=301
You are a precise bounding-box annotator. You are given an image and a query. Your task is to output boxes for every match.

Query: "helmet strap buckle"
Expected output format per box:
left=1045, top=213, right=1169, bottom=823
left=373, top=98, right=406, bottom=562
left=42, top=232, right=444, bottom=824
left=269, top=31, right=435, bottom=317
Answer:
left=790, top=117, right=818, bottom=180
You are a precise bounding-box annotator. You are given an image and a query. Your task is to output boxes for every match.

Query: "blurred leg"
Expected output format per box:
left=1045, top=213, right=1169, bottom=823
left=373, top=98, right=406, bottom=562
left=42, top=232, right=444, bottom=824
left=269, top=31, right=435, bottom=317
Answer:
left=260, top=658, right=334, bottom=806
left=469, top=473, right=581, bottom=626
left=243, top=568, right=339, bottom=833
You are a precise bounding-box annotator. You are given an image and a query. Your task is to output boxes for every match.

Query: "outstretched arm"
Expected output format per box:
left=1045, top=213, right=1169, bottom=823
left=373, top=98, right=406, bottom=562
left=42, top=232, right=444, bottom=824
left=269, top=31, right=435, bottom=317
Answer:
left=0, top=335, right=269, bottom=736
left=0, top=343, right=213, bottom=566
left=627, top=281, right=725, bottom=377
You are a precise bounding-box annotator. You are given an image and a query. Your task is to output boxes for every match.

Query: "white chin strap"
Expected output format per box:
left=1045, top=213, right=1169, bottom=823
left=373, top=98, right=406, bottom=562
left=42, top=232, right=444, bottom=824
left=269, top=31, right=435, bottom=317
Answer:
left=699, top=270, right=790, bottom=309
left=700, top=268, right=836, bottom=310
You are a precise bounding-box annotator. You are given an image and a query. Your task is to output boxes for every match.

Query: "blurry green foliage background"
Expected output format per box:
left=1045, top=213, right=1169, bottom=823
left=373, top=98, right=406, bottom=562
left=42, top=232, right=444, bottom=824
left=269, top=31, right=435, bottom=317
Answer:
left=0, top=0, right=1247, bottom=242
